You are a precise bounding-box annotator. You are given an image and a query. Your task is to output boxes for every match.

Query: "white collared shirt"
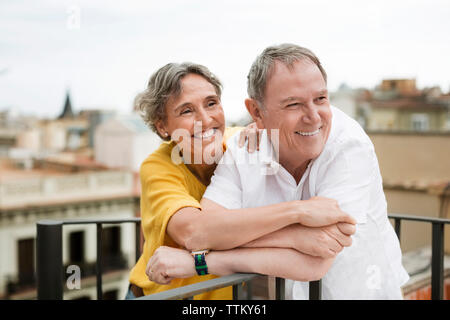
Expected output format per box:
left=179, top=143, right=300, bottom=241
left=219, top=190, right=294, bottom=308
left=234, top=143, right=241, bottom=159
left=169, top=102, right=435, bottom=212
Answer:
left=204, top=106, right=410, bottom=299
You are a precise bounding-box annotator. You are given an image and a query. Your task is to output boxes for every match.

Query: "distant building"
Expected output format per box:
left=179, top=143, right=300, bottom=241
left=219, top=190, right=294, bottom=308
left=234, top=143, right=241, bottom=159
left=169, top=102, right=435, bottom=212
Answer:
left=330, top=83, right=364, bottom=123
left=80, top=109, right=116, bottom=148
left=0, top=157, right=139, bottom=300
left=368, top=131, right=450, bottom=300
left=362, top=79, right=450, bottom=132
left=58, top=91, right=75, bottom=120
left=94, top=114, right=161, bottom=172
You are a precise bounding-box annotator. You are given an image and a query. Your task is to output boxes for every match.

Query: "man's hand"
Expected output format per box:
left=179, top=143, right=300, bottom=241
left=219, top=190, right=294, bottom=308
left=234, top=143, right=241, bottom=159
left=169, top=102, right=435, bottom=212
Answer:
left=287, top=223, right=355, bottom=258
left=296, top=196, right=357, bottom=227
left=146, top=246, right=196, bottom=285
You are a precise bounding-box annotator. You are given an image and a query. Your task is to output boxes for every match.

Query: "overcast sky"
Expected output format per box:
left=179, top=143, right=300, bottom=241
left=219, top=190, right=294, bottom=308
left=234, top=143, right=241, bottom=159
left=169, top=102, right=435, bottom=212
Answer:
left=1, top=0, right=450, bottom=123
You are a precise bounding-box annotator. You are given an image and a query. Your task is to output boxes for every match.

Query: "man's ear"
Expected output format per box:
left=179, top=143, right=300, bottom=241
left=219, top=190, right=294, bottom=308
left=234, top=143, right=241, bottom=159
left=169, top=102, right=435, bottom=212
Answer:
left=245, top=98, right=265, bottom=129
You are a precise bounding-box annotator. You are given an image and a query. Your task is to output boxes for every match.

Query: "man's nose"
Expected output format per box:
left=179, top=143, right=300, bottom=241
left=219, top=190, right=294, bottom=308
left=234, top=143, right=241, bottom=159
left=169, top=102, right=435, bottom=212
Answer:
left=303, top=104, right=321, bottom=124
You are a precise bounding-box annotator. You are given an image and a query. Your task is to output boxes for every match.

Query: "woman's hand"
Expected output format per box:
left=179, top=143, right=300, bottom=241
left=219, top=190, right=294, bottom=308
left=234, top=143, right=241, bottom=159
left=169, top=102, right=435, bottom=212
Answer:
left=238, top=122, right=263, bottom=153
left=146, top=246, right=196, bottom=285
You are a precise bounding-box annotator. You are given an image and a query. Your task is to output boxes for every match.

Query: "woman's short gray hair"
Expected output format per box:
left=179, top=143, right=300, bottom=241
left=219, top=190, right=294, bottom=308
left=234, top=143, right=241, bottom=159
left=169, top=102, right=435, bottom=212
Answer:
left=135, top=62, right=222, bottom=140
left=247, top=43, right=327, bottom=107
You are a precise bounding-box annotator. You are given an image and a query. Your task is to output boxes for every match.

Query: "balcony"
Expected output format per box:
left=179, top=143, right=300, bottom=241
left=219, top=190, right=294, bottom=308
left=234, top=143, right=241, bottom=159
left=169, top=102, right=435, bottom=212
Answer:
left=35, top=214, right=450, bottom=300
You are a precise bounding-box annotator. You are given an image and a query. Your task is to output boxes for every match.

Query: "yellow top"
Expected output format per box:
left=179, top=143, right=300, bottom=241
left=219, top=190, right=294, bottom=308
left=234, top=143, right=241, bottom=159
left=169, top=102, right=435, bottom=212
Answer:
left=129, top=126, right=242, bottom=299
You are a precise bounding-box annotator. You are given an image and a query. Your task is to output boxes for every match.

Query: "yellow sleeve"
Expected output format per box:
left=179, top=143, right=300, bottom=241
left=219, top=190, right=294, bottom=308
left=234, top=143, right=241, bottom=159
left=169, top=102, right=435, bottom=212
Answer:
left=140, top=153, right=201, bottom=248
left=224, top=126, right=243, bottom=141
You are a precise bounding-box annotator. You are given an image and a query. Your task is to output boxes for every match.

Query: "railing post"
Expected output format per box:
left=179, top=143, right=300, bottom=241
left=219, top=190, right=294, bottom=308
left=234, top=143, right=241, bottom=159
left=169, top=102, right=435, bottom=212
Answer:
left=36, top=220, right=63, bottom=300
left=431, top=222, right=444, bottom=300
left=232, top=282, right=245, bottom=300
left=275, top=277, right=285, bottom=300
left=394, top=218, right=401, bottom=241
left=96, top=223, right=103, bottom=300
left=309, top=280, right=322, bottom=300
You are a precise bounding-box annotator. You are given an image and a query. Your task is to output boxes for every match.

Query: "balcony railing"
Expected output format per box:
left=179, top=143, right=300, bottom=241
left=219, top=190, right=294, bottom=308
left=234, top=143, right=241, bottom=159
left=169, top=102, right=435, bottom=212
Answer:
left=36, top=214, right=450, bottom=300
left=36, top=218, right=141, bottom=300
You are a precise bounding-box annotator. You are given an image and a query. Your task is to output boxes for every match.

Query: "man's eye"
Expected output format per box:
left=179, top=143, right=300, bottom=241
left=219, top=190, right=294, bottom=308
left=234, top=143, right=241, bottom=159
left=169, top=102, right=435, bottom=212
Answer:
left=207, top=101, right=217, bottom=107
left=286, top=103, right=299, bottom=108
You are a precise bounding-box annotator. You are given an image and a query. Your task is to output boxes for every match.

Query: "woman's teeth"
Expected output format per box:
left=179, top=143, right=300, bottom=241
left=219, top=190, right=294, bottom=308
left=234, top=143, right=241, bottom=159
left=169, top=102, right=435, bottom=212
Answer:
left=194, top=128, right=216, bottom=139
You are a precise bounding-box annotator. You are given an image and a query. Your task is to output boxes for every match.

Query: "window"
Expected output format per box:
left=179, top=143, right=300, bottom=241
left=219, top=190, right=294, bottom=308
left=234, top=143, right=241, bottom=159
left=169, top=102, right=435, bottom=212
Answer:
left=69, top=231, right=85, bottom=264
left=411, top=113, right=429, bottom=131
left=18, top=238, right=35, bottom=285
left=101, top=226, right=124, bottom=271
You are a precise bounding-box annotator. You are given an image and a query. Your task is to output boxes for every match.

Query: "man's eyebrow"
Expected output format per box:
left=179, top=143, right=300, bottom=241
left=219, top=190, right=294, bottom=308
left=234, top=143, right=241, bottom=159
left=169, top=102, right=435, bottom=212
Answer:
left=316, top=89, right=328, bottom=95
left=280, top=96, right=302, bottom=104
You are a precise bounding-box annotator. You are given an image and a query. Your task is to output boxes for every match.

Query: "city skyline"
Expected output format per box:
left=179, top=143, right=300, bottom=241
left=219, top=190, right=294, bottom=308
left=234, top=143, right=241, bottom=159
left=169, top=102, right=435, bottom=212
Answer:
left=1, top=0, right=450, bottom=122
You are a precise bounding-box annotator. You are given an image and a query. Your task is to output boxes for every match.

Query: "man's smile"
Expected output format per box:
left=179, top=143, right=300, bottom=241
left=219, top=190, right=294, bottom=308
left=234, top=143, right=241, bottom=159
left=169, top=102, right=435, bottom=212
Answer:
left=295, top=126, right=323, bottom=136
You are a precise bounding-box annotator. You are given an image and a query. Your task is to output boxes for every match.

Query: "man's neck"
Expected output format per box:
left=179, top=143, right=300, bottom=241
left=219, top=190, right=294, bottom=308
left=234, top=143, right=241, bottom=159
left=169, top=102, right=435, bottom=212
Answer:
left=279, top=159, right=310, bottom=185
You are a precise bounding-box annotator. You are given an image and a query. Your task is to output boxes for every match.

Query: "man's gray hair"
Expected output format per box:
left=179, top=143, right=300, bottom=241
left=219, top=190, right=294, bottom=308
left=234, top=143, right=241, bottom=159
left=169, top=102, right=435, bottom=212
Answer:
left=247, top=43, right=327, bottom=106
left=135, top=62, right=222, bottom=140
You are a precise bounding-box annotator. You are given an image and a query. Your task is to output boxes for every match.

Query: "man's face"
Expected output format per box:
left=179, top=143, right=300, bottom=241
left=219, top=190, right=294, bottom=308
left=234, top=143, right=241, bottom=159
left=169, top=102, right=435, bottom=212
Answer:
left=261, top=59, right=332, bottom=172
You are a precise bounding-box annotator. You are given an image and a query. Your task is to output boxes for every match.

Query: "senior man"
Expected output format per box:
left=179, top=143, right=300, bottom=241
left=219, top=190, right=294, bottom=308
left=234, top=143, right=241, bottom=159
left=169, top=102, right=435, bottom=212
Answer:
left=199, top=44, right=409, bottom=299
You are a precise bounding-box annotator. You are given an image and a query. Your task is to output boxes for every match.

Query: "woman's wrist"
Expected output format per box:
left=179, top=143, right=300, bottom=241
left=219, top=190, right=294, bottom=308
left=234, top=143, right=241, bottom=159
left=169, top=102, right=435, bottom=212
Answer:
left=205, top=251, right=235, bottom=276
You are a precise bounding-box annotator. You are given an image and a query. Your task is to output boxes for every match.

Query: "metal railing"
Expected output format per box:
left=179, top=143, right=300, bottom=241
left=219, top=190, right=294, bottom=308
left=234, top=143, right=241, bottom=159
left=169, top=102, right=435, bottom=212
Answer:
left=36, top=213, right=449, bottom=300
left=36, top=218, right=141, bottom=300
left=388, top=213, right=450, bottom=300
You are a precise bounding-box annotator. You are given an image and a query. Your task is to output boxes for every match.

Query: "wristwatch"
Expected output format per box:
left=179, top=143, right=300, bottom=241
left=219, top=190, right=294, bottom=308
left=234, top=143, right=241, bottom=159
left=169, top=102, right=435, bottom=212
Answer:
left=191, top=250, right=210, bottom=276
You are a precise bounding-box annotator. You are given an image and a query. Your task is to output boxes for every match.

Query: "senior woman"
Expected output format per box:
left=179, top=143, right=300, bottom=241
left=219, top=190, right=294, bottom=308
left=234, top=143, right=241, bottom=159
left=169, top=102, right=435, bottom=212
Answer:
left=127, top=62, right=356, bottom=299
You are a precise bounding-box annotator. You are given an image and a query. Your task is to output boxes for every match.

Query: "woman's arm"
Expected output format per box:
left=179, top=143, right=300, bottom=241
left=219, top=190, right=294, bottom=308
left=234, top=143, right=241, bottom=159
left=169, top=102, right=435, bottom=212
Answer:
left=146, top=246, right=334, bottom=285
left=167, top=196, right=356, bottom=251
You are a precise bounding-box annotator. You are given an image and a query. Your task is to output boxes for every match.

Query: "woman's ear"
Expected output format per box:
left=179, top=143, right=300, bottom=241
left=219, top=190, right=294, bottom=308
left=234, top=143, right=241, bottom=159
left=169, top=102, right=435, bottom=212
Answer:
left=155, top=120, right=169, bottom=139
left=245, top=98, right=265, bottom=129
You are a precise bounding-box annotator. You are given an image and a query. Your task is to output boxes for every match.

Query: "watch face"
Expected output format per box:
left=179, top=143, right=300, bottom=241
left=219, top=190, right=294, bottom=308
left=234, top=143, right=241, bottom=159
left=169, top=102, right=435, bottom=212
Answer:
left=191, top=250, right=209, bottom=256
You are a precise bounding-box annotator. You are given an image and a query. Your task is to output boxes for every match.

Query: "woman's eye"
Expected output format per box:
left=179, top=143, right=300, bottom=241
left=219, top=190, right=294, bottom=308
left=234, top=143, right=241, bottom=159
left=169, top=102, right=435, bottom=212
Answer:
left=180, top=109, right=192, bottom=115
left=207, top=101, right=217, bottom=107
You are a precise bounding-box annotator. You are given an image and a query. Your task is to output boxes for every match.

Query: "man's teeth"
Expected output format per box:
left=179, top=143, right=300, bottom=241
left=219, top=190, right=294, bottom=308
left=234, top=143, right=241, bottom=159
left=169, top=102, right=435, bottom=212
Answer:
left=194, top=128, right=215, bottom=139
left=296, top=128, right=321, bottom=136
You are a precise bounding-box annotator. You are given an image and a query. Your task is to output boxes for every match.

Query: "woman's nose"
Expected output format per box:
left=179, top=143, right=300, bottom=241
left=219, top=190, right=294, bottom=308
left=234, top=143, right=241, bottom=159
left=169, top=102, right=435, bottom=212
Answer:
left=196, top=107, right=213, bottom=127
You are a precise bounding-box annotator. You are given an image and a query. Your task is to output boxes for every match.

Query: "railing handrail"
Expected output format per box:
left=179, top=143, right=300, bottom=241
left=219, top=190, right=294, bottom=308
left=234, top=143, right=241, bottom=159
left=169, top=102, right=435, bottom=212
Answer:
left=135, top=273, right=259, bottom=300
left=388, top=213, right=450, bottom=224
left=61, top=217, right=142, bottom=225
left=36, top=213, right=449, bottom=300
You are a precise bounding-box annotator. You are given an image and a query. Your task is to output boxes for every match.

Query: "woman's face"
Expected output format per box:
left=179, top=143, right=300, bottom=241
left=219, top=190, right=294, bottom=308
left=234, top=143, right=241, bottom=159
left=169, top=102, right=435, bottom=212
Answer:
left=158, top=73, right=226, bottom=164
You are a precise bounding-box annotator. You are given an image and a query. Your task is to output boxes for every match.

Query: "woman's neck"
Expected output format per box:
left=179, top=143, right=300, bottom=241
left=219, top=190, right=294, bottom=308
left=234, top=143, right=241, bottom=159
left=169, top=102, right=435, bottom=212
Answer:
left=185, top=162, right=217, bottom=186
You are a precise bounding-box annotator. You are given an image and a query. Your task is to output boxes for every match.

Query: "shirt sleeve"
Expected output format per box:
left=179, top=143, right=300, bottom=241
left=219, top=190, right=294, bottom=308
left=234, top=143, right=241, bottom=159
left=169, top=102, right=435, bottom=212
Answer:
left=315, top=139, right=378, bottom=224
left=140, top=156, right=202, bottom=245
left=203, top=138, right=243, bottom=209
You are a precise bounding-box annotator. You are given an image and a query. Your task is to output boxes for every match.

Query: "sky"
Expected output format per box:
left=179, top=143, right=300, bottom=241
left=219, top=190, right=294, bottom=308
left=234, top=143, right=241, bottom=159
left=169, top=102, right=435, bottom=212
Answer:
left=1, top=0, right=450, bottom=123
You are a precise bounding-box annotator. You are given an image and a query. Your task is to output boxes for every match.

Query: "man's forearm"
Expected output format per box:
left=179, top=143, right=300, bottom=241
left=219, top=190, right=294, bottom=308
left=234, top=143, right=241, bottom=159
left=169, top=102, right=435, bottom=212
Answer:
left=241, top=224, right=296, bottom=250
left=206, top=247, right=333, bottom=282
